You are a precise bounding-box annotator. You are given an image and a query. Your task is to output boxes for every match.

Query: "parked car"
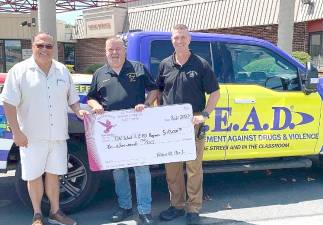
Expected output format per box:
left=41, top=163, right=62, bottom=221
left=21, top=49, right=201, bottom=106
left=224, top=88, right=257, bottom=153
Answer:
left=0, top=31, right=321, bottom=213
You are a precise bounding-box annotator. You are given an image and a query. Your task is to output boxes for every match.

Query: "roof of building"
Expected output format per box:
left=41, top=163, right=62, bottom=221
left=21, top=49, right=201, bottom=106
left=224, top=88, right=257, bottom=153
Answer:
left=0, top=0, right=138, bottom=13
left=128, top=0, right=323, bottom=31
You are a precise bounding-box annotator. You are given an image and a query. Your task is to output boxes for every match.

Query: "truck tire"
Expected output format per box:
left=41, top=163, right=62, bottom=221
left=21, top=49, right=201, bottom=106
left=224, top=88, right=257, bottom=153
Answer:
left=14, top=141, right=101, bottom=214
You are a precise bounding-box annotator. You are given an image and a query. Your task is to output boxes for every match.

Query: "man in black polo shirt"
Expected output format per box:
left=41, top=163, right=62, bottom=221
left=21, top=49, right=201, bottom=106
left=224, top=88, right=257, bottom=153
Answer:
left=158, top=24, right=220, bottom=225
left=87, top=37, right=158, bottom=225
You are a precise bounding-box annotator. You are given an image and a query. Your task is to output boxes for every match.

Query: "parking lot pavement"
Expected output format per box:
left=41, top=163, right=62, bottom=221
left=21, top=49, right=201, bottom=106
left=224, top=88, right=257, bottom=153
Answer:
left=2, top=167, right=323, bottom=225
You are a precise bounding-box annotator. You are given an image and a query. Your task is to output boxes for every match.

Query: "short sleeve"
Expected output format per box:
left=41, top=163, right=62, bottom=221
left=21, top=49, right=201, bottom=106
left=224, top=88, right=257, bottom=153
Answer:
left=143, top=66, right=158, bottom=91
left=67, top=72, right=80, bottom=105
left=1, top=68, right=21, bottom=106
left=87, top=70, right=99, bottom=100
left=202, top=62, right=220, bottom=94
left=156, top=62, right=165, bottom=92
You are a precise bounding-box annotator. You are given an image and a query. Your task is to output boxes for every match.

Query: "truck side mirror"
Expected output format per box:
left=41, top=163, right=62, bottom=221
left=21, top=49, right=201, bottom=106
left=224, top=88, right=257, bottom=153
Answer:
left=265, top=76, right=284, bottom=90
left=303, top=61, right=319, bottom=94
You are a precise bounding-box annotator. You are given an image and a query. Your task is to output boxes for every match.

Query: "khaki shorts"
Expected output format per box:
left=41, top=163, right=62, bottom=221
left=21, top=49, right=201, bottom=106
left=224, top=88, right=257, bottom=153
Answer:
left=19, top=140, right=68, bottom=181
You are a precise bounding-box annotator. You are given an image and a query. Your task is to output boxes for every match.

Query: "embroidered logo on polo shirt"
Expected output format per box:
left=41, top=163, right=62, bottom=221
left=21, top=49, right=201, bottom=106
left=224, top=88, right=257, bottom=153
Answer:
left=127, top=73, right=137, bottom=82
left=187, top=70, right=198, bottom=78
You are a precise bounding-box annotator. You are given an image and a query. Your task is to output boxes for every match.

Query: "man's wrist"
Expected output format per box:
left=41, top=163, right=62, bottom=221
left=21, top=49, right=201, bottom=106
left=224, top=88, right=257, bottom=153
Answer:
left=11, top=126, right=21, bottom=134
left=201, top=111, right=210, bottom=119
left=144, top=102, right=150, bottom=107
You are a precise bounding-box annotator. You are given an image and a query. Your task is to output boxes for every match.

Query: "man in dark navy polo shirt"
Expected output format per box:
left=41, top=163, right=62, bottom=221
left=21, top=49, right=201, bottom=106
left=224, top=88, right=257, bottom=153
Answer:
left=87, top=37, right=158, bottom=225
left=158, top=24, right=220, bottom=225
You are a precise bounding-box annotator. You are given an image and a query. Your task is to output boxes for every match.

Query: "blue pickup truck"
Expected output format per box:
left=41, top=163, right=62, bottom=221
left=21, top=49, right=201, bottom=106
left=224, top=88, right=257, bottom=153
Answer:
left=0, top=31, right=320, bottom=213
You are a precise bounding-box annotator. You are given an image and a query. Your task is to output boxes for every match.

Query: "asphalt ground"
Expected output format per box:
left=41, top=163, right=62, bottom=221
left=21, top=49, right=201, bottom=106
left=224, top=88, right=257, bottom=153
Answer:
left=2, top=166, right=323, bottom=225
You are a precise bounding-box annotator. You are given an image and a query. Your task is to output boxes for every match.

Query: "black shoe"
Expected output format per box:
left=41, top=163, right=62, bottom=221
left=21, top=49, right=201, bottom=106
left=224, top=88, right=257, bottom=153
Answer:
left=139, top=214, right=155, bottom=225
left=111, top=207, right=133, bottom=222
left=159, top=206, right=185, bottom=221
left=186, top=212, right=200, bottom=225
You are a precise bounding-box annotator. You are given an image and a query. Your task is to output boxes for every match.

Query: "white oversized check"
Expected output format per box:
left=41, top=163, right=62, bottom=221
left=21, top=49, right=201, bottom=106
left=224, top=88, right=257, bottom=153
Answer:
left=83, top=104, right=196, bottom=171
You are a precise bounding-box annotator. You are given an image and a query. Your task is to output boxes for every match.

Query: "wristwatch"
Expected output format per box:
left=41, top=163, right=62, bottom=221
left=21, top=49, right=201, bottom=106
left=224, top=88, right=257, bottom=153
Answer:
left=201, top=111, right=210, bottom=119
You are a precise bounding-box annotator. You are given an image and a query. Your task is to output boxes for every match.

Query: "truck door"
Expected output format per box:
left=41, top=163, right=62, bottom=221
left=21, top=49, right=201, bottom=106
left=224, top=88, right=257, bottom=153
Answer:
left=217, top=42, right=322, bottom=160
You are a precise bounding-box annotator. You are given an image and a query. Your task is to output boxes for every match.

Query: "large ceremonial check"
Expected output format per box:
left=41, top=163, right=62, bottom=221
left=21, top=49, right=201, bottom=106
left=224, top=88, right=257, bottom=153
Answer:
left=84, top=104, right=197, bottom=171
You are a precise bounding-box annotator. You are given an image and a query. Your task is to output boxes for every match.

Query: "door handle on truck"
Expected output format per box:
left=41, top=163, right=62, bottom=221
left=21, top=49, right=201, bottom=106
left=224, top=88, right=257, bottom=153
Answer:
left=234, top=99, right=256, bottom=104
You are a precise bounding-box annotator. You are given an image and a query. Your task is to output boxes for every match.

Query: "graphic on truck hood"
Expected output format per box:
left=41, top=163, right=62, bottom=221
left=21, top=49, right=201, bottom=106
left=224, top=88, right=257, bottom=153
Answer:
left=0, top=110, right=11, bottom=139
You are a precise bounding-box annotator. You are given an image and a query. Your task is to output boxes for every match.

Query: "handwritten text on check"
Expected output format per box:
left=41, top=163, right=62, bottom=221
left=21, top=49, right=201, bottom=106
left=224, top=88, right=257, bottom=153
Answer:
left=84, top=104, right=196, bottom=171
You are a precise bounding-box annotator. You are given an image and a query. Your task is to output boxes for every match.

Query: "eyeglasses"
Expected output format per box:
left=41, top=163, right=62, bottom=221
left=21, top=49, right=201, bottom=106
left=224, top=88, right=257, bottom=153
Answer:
left=35, top=44, right=53, bottom=49
left=107, top=47, right=124, bottom=53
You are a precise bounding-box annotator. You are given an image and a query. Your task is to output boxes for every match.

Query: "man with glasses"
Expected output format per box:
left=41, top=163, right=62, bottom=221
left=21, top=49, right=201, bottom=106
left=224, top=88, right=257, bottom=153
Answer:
left=1, top=32, right=87, bottom=225
left=87, top=36, right=158, bottom=225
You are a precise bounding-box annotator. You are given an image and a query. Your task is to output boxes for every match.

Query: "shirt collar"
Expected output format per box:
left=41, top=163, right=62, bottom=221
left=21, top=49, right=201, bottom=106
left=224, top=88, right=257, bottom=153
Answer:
left=104, top=59, right=132, bottom=75
left=171, top=51, right=194, bottom=68
left=27, top=56, right=58, bottom=72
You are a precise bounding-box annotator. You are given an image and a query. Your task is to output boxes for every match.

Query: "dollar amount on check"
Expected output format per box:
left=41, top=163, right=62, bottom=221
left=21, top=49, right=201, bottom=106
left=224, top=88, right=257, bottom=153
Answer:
left=84, top=104, right=196, bottom=171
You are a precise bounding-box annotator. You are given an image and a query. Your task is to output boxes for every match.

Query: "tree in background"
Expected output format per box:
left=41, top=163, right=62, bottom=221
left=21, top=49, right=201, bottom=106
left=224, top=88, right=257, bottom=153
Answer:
left=292, top=51, right=312, bottom=65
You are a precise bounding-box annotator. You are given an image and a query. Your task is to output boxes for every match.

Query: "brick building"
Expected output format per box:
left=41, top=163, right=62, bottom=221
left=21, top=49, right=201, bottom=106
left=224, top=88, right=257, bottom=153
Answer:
left=73, top=0, right=323, bottom=73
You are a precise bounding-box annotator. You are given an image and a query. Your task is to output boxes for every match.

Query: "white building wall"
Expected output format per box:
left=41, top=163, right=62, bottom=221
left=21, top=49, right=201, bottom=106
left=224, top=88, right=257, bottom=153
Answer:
left=125, top=0, right=181, bottom=7
left=0, top=13, right=75, bottom=42
left=128, top=0, right=323, bottom=32
left=73, top=6, right=128, bottom=39
left=0, top=13, right=37, bottom=40
left=57, top=20, right=76, bottom=43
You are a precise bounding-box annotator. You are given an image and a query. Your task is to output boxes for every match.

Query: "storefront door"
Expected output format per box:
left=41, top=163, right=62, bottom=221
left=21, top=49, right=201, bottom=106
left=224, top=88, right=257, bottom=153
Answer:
left=309, top=32, right=323, bottom=68
left=4, top=40, right=22, bottom=72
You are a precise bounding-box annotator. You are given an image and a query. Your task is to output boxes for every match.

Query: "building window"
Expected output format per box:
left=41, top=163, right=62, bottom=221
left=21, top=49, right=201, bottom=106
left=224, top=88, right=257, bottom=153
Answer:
left=309, top=32, right=323, bottom=68
left=5, top=40, right=22, bottom=72
left=64, top=43, right=75, bottom=66
left=150, top=40, right=173, bottom=79
left=0, top=40, right=23, bottom=72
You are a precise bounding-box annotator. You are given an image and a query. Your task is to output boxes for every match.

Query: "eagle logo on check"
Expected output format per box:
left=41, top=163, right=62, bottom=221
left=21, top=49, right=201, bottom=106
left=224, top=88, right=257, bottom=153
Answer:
left=98, top=119, right=115, bottom=133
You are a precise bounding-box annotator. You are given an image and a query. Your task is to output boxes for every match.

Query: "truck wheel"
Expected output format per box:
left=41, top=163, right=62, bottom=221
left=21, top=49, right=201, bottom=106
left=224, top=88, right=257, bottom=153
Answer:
left=14, top=142, right=101, bottom=214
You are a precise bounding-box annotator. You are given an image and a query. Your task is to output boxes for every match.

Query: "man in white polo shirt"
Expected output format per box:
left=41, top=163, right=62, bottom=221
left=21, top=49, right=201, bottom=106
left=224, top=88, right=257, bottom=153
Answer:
left=1, top=33, right=87, bottom=225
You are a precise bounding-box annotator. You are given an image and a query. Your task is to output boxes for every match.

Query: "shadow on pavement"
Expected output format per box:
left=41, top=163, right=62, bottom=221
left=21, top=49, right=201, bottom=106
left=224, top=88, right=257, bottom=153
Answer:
left=2, top=167, right=323, bottom=224
left=198, top=216, right=256, bottom=225
left=202, top=167, right=323, bottom=213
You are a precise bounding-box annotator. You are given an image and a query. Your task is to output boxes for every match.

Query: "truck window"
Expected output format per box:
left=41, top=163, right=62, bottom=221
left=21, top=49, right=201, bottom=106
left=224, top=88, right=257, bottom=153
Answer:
left=150, top=40, right=173, bottom=79
left=150, top=40, right=212, bottom=80
left=189, top=41, right=212, bottom=67
left=221, top=43, right=300, bottom=91
left=212, top=42, right=234, bottom=83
